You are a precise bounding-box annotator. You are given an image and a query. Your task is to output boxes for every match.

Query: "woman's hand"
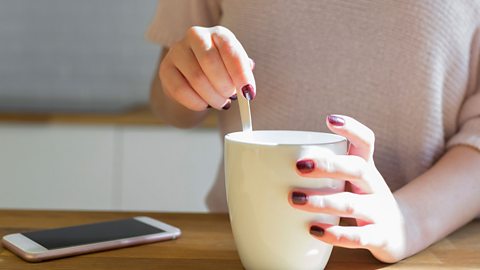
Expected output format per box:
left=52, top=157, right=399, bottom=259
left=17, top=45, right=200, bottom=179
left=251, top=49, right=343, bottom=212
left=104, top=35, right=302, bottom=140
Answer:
left=289, top=115, right=408, bottom=263
left=159, top=26, right=255, bottom=111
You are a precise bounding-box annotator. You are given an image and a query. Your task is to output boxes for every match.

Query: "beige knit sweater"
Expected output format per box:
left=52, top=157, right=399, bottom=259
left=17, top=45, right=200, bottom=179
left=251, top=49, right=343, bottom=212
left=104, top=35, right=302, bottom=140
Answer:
left=147, top=0, right=480, bottom=212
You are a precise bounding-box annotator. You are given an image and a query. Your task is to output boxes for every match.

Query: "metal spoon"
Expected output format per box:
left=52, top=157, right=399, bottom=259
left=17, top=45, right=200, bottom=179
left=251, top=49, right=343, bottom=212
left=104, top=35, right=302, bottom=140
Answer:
left=238, top=89, right=252, bottom=132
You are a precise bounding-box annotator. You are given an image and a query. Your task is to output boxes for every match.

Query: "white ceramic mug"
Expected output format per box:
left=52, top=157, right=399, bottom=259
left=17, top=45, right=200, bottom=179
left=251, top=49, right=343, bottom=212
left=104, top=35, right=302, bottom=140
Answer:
left=225, top=130, right=347, bottom=270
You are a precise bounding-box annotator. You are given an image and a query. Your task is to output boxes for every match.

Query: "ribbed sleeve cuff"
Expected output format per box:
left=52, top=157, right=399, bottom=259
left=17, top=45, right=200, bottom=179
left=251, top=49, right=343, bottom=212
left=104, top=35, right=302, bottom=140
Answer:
left=446, top=118, right=480, bottom=152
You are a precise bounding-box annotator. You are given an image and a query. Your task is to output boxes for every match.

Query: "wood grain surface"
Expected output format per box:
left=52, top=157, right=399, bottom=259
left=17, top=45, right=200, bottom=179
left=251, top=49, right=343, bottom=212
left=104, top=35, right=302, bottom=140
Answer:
left=0, top=210, right=479, bottom=269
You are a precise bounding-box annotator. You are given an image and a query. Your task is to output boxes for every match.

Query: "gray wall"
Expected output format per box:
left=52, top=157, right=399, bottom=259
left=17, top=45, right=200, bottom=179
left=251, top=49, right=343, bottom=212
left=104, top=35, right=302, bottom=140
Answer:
left=0, top=0, right=161, bottom=112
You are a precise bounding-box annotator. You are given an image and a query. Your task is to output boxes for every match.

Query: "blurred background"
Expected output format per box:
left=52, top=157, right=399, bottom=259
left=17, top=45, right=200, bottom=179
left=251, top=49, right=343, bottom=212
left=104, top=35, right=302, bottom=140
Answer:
left=0, top=0, right=221, bottom=212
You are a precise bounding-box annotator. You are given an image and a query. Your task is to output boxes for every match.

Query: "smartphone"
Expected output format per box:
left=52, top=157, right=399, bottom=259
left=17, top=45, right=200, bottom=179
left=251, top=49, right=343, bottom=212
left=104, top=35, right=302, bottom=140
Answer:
left=1, top=216, right=181, bottom=262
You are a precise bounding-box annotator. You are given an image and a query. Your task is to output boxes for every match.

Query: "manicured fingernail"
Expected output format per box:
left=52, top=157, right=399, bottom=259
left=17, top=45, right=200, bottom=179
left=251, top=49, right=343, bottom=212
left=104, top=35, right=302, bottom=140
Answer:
left=241, top=84, right=255, bottom=101
left=250, top=59, right=255, bottom=70
left=296, top=159, right=315, bottom=173
left=230, top=94, right=238, bottom=100
left=310, top=226, right=324, bottom=237
left=291, top=192, right=308, bottom=205
left=222, top=101, right=231, bottom=110
left=327, top=115, right=345, bottom=126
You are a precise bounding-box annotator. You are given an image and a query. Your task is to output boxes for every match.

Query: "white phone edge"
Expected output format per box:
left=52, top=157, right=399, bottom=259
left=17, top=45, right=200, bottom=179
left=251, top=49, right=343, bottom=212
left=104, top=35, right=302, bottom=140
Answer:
left=1, top=216, right=182, bottom=263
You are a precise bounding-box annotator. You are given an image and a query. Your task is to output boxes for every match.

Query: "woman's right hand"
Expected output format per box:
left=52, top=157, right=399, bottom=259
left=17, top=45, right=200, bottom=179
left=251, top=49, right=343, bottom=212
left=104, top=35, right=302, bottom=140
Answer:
left=159, top=26, right=256, bottom=111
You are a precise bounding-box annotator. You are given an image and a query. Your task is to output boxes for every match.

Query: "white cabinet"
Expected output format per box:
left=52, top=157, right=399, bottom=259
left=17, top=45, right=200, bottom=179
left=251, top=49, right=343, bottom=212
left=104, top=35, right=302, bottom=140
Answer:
left=0, top=124, right=221, bottom=212
left=0, top=124, right=116, bottom=210
left=119, top=127, right=221, bottom=212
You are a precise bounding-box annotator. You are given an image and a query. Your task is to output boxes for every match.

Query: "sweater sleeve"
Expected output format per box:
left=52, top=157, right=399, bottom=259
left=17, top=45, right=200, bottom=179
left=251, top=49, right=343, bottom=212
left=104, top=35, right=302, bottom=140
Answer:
left=446, top=96, right=480, bottom=151
left=145, top=0, right=222, bottom=47
left=446, top=30, right=480, bottom=152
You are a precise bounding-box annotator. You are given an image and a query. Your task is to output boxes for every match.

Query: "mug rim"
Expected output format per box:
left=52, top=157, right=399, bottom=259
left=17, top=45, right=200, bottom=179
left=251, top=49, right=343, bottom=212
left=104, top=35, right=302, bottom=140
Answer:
left=225, top=130, right=347, bottom=146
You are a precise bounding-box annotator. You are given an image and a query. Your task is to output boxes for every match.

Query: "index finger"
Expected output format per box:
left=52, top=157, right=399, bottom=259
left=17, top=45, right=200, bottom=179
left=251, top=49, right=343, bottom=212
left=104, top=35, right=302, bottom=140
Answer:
left=210, top=26, right=256, bottom=100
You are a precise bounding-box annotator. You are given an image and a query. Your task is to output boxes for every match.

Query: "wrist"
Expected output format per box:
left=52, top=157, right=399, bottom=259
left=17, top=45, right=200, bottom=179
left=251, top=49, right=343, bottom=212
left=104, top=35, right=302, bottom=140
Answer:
left=393, top=190, right=424, bottom=260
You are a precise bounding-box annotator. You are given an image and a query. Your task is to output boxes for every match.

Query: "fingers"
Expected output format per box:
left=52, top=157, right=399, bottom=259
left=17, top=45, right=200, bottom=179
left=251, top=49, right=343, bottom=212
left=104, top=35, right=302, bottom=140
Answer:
left=168, top=41, right=230, bottom=110
left=159, top=57, right=208, bottom=111
left=326, top=115, right=375, bottom=161
left=187, top=27, right=236, bottom=99
left=211, top=26, right=256, bottom=100
left=296, top=154, right=374, bottom=193
left=160, top=26, right=254, bottom=111
left=309, top=223, right=385, bottom=249
left=289, top=191, right=375, bottom=223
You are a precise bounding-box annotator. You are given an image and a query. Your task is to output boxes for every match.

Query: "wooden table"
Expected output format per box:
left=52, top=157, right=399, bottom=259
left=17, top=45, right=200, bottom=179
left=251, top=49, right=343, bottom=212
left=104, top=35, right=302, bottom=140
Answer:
left=0, top=210, right=479, bottom=269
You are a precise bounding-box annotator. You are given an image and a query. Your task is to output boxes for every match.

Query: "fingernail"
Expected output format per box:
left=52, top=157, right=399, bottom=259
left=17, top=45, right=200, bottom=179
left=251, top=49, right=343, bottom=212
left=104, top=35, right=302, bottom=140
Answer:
left=291, top=192, right=308, bottom=205
left=222, top=101, right=231, bottom=110
left=327, top=115, right=345, bottom=126
left=230, top=94, right=238, bottom=100
left=250, top=59, right=255, bottom=70
left=241, top=84, right=255, bottom=101
left=296, top=159, right=315, bottom=173
left=310, top=226, right=325, bottom=237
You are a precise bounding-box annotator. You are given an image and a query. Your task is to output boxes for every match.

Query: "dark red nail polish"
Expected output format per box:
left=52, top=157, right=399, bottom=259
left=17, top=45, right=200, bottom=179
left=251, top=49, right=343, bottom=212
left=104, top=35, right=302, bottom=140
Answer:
left=241, top=84, right=255, bottom=101
left=222, top=101, right=231, bottom=110
left=230, top=94, right=238, bottom=100
left=296, top=159, right=315, bottom=173
left=292, top=192, right=308, bottom=205
left=310, top=226, right=324, bottom=237
left=327, top=115, right=345, bottom=126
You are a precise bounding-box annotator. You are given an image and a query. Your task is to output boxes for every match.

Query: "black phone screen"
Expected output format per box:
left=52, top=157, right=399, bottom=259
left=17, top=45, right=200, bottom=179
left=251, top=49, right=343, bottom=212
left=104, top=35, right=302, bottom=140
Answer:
left=22, top=218, right=165, bottom=250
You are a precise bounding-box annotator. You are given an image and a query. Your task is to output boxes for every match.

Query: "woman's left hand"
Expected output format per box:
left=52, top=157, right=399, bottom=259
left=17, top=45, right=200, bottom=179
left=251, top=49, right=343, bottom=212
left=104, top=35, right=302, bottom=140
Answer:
left=289, top=115, right=407, bottom=263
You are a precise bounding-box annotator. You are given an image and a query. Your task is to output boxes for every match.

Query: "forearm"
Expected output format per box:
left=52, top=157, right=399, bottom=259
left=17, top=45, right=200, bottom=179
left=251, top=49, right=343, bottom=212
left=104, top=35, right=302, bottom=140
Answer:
left=150, top=48, right=209, bottom=128
left=394, top=145, right=480, bottom=258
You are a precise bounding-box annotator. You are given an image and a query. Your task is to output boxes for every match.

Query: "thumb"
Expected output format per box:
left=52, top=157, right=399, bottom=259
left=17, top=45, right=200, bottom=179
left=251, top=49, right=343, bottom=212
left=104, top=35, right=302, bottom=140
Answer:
left=325, top=114, right=375, bottom=161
